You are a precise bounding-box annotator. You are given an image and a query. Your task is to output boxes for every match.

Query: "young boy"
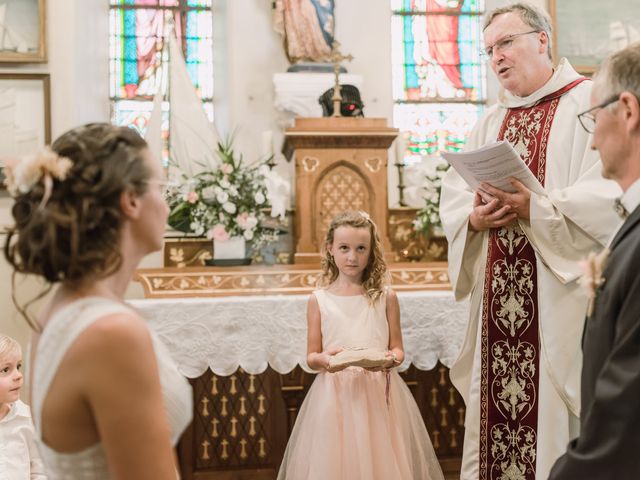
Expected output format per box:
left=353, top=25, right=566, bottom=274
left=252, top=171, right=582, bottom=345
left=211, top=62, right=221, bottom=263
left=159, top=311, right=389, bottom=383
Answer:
left=0, top=334, right=47, bottom=479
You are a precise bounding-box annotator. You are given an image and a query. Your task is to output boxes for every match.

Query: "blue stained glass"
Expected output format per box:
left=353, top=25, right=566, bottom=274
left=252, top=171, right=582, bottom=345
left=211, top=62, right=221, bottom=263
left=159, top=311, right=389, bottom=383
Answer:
left=123, top=9, right=138, bottom=86
left=403, top=15, right=418, bottom=91
left=187, top=62, right=198, bottom=88
left=461, top=0, right=484, bottom=14
left=186, top=11, right=198, bottom=86
left=186, top=10, right=197, bottom=36
left=123, top=63, right=138, bottom=88
left=186, top=39, right=197, bottom=62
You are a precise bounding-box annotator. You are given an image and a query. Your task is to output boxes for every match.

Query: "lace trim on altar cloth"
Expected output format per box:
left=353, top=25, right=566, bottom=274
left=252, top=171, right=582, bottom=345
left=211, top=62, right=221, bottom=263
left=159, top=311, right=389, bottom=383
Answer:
left=129, top=291, right=468, bottom=377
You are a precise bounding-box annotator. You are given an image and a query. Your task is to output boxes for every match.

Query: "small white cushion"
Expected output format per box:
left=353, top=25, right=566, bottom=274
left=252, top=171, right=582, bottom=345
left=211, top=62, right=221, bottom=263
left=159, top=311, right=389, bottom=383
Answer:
left=328, top=347, right=389, bottom=369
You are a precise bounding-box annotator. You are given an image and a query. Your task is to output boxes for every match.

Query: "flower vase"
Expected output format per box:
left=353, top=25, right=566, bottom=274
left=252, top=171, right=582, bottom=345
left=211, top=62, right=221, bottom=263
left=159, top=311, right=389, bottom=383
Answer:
left=212, top=236, right=250, bottom=266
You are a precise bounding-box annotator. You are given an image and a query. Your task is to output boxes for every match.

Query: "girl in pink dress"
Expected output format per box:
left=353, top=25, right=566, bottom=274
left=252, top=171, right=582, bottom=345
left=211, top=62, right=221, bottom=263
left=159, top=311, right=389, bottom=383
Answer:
left=277, top=211, right=444, bottom=480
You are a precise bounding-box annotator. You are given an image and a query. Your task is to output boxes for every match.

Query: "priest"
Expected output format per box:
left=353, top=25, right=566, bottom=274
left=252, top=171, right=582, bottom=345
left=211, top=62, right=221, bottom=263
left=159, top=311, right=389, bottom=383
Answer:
left=439, top=3, right=621, bottom=480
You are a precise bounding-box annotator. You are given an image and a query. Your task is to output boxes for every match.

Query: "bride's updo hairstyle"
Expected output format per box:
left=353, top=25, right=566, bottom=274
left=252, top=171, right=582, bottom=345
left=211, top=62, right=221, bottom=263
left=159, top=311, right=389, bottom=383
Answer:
left=4, top=123, right=151, bottom=324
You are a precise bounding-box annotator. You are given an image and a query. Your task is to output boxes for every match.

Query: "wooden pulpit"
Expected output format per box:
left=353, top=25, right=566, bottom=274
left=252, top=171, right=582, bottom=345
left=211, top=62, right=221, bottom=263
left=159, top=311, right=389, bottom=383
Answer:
left=283, top=117, right=398, bottom=264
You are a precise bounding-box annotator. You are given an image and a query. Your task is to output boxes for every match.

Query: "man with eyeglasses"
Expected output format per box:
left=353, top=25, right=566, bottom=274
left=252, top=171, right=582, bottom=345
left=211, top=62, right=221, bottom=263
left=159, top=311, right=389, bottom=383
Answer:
left=439, top=3, right=621, bottom=480
left=548, top=42, right=640, bottom=480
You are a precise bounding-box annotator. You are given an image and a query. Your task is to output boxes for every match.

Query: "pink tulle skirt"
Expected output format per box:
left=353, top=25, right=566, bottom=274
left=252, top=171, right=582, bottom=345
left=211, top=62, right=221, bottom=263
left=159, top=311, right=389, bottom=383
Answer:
left=277, top=367, right=444, bottom=480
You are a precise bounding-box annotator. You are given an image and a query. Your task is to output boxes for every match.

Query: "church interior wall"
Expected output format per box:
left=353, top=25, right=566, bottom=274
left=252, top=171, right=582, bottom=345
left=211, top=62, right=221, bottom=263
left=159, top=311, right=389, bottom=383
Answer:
left=0, top=0, right=547, bottom=387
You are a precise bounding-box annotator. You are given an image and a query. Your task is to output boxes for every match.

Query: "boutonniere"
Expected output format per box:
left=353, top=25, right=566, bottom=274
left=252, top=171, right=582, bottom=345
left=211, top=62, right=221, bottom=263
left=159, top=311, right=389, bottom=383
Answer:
left=578, top=248, right=610, bottom=316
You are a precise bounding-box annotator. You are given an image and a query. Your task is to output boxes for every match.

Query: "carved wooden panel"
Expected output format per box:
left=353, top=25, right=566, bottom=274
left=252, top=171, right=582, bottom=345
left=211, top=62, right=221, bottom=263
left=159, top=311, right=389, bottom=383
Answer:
left=400, top=365, right=465, bottom=462
left=388, top=207, right=448, bottom=262
left=180, top=368, right=288, bottom=479
left=178, top=363, right=463, bottom=479
left=315, top=162, right=372, bottom=249
left=284, top=117, right=397, bottom=263
left=164, top=237, right=213, bottom=267
left=135, top=263, right=451, bottom=298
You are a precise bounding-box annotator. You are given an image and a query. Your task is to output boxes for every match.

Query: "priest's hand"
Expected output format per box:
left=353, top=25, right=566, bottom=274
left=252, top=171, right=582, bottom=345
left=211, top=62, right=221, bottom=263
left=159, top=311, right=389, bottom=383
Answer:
left=469, top=190, right=517, bottom=232
left=479, top=179, right=531, bottom=221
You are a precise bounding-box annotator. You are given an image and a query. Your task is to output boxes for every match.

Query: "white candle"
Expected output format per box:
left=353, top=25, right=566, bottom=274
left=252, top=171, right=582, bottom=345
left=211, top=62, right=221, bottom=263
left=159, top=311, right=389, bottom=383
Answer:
left=262, top=130, right=274, bottom=157
left=395, top=134, right=406, bottom=164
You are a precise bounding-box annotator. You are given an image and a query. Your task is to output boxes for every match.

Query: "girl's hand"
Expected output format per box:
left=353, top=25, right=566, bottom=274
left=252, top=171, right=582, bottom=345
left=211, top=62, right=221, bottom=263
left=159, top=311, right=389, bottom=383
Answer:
left=324, top=346, right=345, bottom=373
left=384, top=350, right=399, bottom=369
left=365, top=351, right=399, bottom=372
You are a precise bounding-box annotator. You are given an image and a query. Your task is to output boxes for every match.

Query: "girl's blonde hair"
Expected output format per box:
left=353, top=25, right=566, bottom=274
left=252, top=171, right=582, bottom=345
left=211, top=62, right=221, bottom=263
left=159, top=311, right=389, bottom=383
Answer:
left=319, top=210, right=388, bottom=302
left=0, top=335, right=21, bottom=359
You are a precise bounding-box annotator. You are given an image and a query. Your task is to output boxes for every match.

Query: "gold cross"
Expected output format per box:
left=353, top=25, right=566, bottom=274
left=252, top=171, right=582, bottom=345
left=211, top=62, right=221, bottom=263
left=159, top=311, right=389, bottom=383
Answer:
left=329, top=41, right=354, bottom=117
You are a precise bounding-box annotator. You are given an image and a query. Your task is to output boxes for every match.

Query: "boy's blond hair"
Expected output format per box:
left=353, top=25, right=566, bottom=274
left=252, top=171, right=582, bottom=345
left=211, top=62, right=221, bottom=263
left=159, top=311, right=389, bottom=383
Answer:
left=0, top=335, right=21, bottom=359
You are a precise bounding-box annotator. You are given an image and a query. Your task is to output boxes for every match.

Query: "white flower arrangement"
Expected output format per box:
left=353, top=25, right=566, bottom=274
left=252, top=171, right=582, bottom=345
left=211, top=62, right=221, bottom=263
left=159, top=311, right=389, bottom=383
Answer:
left=578, top=248, right=610, bottom=316
left=165, top=140, right=282, bottom=249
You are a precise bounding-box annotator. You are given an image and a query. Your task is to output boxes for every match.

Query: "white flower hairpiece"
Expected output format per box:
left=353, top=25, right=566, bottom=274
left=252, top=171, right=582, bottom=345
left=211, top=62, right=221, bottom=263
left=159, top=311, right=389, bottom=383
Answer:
left=3, top=148, right=73, bottom=207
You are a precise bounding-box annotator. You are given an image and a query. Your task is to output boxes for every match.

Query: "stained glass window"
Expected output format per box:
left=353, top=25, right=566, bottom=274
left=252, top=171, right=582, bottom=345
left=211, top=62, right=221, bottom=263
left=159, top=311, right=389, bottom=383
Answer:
left=109, top=0, right=213, bottom=139
left=391, top=0, right=486, bottom=164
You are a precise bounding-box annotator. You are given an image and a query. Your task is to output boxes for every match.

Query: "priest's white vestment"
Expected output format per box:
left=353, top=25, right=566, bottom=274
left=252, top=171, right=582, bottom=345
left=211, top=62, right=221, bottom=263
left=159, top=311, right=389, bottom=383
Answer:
left=440, top=59, right=622, bottom=480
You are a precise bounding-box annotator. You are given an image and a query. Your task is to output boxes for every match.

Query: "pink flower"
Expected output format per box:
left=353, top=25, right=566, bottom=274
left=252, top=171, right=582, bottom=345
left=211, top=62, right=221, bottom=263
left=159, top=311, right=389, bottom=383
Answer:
left=184, top=191, right=199, bottom=204
left=221, top=163, right=234, bottom=175
left=236, top=212, right=250, bottom=229
left=207, top=224, right=229, bottom=242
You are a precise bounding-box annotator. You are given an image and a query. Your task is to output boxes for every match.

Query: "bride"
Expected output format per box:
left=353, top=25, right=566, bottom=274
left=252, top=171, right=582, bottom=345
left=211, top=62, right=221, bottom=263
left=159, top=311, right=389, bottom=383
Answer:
left=4, top=123, right=192, bottom=479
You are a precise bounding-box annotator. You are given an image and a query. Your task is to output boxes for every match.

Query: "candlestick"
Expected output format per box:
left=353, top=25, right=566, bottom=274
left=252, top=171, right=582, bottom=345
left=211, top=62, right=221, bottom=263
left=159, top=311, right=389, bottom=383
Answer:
left=395, top=135, right=407, bottom=207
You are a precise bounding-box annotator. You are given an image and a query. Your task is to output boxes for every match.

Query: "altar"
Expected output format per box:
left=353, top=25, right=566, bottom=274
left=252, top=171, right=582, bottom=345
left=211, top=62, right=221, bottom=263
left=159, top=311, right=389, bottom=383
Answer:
left=137, top=93, right=464, bottom=477
left=129, top=275, right=468, bottom=480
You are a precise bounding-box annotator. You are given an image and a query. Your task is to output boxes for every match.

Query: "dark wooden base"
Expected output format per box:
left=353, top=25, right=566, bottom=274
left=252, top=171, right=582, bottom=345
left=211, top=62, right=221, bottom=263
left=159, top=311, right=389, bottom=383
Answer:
left=178, top=363, right=464, bottom=479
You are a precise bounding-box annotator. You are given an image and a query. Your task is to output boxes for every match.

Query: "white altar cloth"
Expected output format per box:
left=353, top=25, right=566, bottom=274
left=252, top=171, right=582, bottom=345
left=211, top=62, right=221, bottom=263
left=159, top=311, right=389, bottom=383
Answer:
left=128, top=291, right=468, bottom=378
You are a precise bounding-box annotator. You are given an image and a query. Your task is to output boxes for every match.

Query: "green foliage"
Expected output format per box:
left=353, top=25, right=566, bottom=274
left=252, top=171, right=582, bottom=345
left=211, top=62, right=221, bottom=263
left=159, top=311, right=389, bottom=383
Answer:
left=413, top=162, right=450, bottom=237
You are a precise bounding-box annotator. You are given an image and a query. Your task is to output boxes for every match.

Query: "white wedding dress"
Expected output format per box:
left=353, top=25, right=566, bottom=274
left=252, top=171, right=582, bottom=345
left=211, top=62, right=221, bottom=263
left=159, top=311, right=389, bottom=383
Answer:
left=32, top=297, right=193, bottom=479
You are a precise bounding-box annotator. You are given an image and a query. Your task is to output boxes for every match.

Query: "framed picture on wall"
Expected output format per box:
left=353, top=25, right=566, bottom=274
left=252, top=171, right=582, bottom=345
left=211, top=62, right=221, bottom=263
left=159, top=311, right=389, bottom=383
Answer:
left=0, top=73, right=51, bottom=193
left=0, top=0, right=46, bottom=63
left=550, top=0, right=640, bottom=75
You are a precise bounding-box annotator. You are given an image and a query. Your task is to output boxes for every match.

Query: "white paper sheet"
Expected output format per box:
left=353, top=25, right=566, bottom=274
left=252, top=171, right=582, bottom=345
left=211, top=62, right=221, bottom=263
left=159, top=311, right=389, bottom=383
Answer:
left=442, top=140, right=546, bottom=195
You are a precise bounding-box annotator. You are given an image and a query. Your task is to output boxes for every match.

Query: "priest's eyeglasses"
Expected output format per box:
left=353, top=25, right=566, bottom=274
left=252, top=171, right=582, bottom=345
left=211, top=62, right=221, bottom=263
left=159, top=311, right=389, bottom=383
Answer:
left=577, top=95, right=620, bottom=133
left=482, top=30, right=540, bottom=59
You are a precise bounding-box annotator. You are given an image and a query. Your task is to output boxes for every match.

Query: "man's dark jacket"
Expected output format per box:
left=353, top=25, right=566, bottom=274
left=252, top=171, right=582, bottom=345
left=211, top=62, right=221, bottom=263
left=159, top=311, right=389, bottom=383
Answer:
left=549, top=205, right=640, bottom=478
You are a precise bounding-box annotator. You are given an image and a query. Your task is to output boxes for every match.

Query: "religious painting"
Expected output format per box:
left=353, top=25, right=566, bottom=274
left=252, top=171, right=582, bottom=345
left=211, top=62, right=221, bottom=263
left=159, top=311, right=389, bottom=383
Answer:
left=0, top=0, right=46, bottom=62
left=550, top=0, right=640, bottom=74
left=0, top=73, right=51, bottom=192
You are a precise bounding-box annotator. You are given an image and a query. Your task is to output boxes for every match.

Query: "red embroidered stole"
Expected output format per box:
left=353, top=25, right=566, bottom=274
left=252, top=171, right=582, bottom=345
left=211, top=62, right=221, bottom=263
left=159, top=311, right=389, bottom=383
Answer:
left=479, top=78, right=586, bottom=480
